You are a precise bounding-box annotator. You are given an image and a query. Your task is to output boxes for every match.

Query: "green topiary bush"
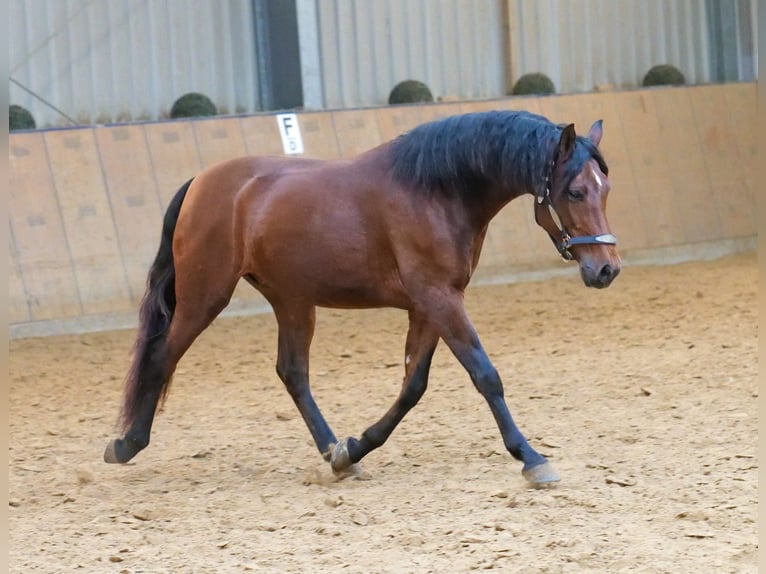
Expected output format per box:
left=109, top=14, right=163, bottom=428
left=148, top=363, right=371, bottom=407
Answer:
left=10, top=105, right=36, bottom=131
left=169, top=92, right=218, bottom=118
left=642, top=64, right=686, bottom=87
left=388, top=80, right=434, bottom=105
left=511, top=73, right=556, bottom=96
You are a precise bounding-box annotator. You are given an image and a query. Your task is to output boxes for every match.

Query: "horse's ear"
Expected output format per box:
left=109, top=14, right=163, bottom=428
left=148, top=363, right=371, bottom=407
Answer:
left=588, top=119, right=603, bottom=147
left=557, top=123, right=577, bottom=162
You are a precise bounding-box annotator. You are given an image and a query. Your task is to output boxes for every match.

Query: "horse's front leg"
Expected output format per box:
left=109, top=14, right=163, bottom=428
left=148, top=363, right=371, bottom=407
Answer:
left=425, top=291, right=558, bottom=486
left=272, top=303, right=341, bottom=466
left=330, top=310, right=439, bottom=474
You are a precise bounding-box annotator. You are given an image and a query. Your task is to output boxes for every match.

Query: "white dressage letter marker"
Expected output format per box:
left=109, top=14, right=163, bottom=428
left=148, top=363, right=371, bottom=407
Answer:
left=277, top=113, right=304, bottom=155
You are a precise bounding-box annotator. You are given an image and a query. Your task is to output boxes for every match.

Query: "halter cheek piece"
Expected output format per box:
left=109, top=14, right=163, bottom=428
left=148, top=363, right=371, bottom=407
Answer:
left=534, top=161, right=617, bottom=261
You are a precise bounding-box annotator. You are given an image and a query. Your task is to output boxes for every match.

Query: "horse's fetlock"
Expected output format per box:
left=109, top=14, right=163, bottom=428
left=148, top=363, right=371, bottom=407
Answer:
left=126, top=433, right=150, bottom=450
left=360, top=428, right=385, bottom=450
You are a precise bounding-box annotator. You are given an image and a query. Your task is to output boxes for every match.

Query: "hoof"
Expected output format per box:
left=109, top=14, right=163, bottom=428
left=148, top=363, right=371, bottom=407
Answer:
left=103, top=440, right=121, bottom=464
left=330, top=439, right=363, bottom=479
left=522, top=461, right=560, bottom=487
left=103, top=438, right=141, bottom=464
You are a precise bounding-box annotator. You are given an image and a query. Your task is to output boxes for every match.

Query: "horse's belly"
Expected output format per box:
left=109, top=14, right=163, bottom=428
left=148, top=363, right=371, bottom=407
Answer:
left=313, top=279, right=409, bottom=310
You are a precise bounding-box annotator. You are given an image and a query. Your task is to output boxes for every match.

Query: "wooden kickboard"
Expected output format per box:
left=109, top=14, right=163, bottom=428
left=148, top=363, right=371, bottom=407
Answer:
left=8, top=227, right=30, bottom=324
left=9, top=132, right=82, bottom=321
left=376, top=106, right=424, bottom=142
left=493, top=96, right=543, bottom=115
left=537, top=94, right=583, bottom=126
left=459, top=98, right=513, bottom=114
left=483, top=197, right=539, bottom=270
left=297, top=112, right=341, bottom=160
left=193, top=117, right=247, bottom=168
left=688, top=85, right=755, bottom=238
left=614, top=90, right=685, bottom=248
left=144, top=121, right=202, bottom=207
left=417, top=102, right=464, bottom=124
left=239, top=115, right=285, bottom=157
left=44, top=128, right=132, bottom=316
left=96, top=125, right=165, bottom=305
left=331, top=109, right=383, bottom=158
left=722, top=83, right=756, bottom=177
left=651, top=87, right=722, bottom=243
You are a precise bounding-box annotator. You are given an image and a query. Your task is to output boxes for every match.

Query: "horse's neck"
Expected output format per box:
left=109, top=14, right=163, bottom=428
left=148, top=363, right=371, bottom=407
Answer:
left=473, top=183, right=531, bottom=228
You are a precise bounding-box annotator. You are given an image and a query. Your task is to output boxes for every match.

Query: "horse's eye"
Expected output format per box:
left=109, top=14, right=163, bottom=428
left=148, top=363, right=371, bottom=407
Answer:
left=566, top=189, right=584, bottom=201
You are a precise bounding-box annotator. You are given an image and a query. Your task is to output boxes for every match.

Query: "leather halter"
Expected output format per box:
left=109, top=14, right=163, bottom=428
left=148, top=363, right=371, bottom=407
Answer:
left=534, top=160, right=617, bottom=261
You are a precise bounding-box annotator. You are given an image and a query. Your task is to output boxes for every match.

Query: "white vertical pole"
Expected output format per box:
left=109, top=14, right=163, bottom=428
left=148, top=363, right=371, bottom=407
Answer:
left=296, top=0, right=324, bottom=109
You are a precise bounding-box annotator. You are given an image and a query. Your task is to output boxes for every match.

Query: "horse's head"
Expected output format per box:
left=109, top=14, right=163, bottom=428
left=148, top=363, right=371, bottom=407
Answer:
left=536, top=120, right=621, bottom=289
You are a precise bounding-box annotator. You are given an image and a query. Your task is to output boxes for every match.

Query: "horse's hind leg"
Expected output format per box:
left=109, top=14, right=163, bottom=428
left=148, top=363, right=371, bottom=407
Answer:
left=272, top=303, right=341, bottom=465
left=105, top=280, right=236, bottom=464
left=330, top=311, right=439, bottom=474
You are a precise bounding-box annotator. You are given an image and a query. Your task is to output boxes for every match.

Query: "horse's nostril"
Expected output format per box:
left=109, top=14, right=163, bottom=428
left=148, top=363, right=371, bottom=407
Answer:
left=598, top=264, right=612, bottom=283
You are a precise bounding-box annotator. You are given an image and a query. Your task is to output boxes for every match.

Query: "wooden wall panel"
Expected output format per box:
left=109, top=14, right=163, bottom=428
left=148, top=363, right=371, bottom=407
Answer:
left=96, top=125, right=164, bottom=304
left=418, top=103, right=463, bottom=123
left=144, top=122, right=202, bottom=207
left=614, top=91, right=685, bottom=248
left=721, top=83, right=757, bottom=235
left=537, top=94, right=582, bottom=125
left=8, top=224, right=31, bottom=324
left=459, top=98, right=511, bottom=114
left=331, top=109, right=383, bottom=158
left=376, top=106, right=423, bottom=142
left=494, top=96, right=543, bottom=115
left=240, top=115, right=285, bottom=157
left=298, top=112, right=340, bottom=160
left=652, top=88, right=722, bottom=243
left=45, top=128, right=132, bottom=316
left=193, top=117, right=247, bottom=168
left=688, top=85, right=755, bottom=238
left=9, top=133, right=81, bottom=321
left=482, top=198, right=555, bottom=272
left=722, top=83, right=756, bottom=176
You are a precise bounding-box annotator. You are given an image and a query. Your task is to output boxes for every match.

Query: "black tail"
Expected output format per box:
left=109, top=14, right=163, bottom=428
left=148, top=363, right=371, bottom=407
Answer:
left=120, top=178, right=193, bottom=431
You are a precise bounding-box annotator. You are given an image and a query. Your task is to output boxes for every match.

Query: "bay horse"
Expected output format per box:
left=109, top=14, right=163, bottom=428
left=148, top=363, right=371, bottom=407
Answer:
left=104, top=110, right=620, bottom=486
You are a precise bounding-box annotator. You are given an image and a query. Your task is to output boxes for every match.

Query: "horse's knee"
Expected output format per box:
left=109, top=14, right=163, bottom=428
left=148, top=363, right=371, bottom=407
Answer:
left=275, top=363, right=308, bottom=398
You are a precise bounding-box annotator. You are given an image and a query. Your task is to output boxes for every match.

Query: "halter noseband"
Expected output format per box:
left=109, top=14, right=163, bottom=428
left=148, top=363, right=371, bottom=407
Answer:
left=534, top=160, right=617, bottom=261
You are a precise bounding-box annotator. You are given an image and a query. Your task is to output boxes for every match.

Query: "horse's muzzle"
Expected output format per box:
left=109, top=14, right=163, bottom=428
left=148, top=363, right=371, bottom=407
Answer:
left=580, top=261, right=620, bottom=289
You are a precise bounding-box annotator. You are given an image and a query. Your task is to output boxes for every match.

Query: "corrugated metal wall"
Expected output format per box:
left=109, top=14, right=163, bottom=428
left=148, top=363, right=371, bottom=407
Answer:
left=314, top=0, right=506, bottom=108
left=9, top=0, right=758, bottom=125
left=10, top=0, right=259, bottom=127
left=506, top=0, right=757, bottom=94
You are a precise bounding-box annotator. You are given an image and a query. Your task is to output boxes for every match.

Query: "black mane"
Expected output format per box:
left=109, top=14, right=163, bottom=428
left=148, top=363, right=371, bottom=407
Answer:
left=388, top=110, right=607, bottom=197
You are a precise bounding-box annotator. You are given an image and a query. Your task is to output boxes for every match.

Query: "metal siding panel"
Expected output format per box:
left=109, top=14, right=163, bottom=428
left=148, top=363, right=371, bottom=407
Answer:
left=751, top=0, right=758, bottom=78
left=11, top=0, right=755, bottom=123
left=316, top=0, right=505, bottom=108
left=352, top=0, right=376, bottom=106
left=505, top=0, right=743, bottom=93
left=10, top=0, right=258, bottom=126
